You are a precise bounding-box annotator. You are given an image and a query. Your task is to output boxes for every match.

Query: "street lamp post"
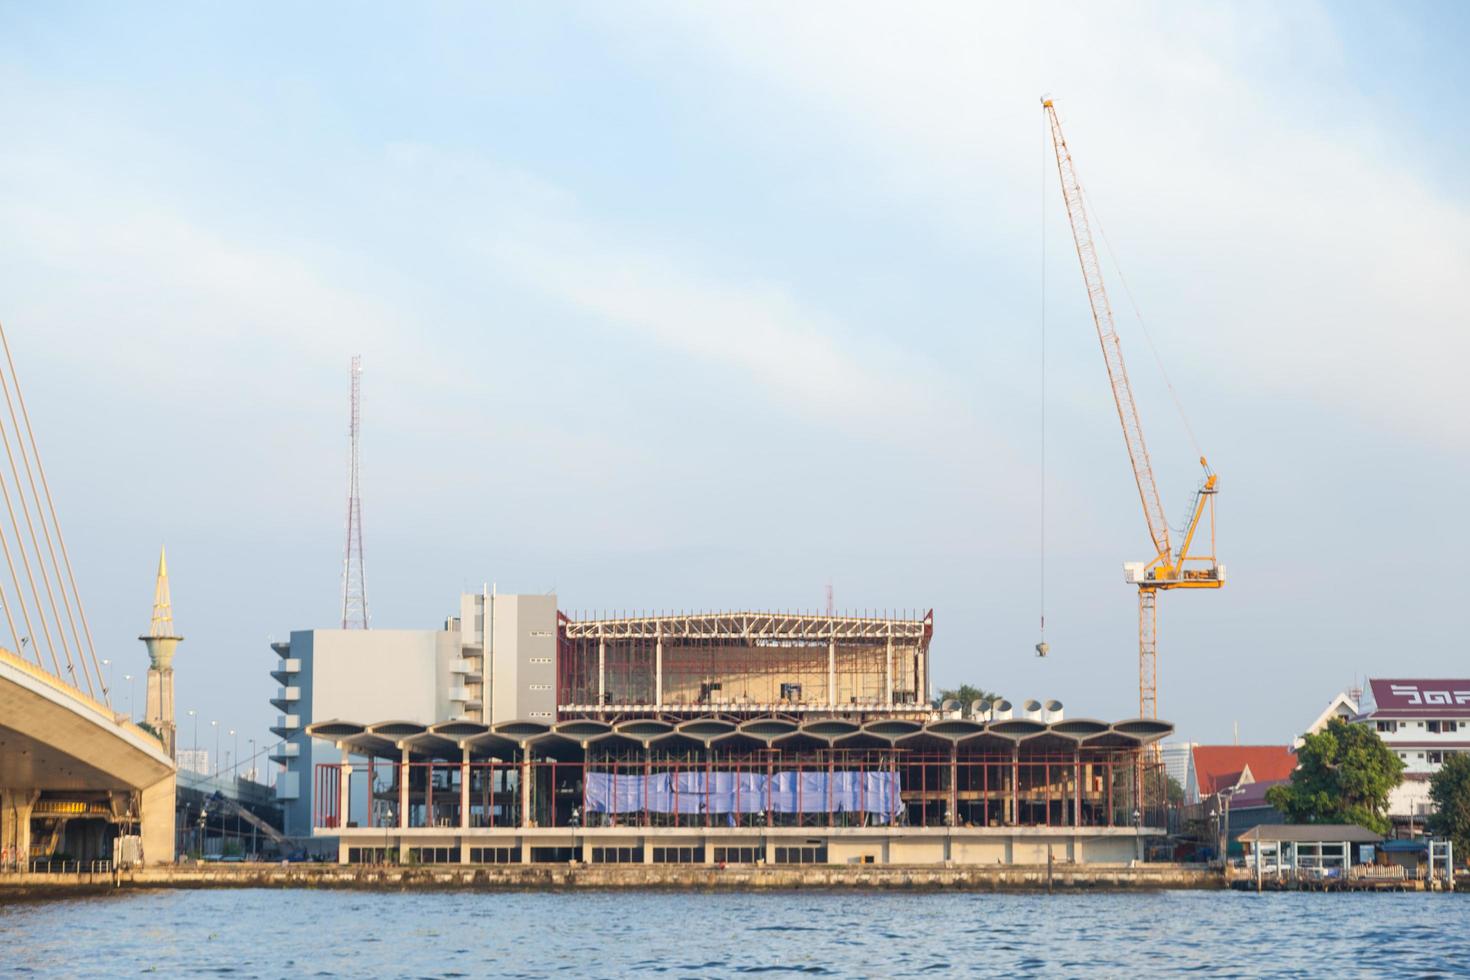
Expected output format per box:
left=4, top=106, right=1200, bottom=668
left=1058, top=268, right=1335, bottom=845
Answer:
left=124, top=674, right=134, bottom=720
left=231, top=729, right=238, bottom=779
left=212, top=720, right=219, bottom=778
left=249, top=738, right=256, bottom=782
left=101, top=658, right=112, bottom=702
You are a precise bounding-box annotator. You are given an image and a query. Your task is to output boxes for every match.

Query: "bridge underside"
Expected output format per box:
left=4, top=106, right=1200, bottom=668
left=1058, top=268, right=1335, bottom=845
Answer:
left=1, top=651, right=175, bottom=867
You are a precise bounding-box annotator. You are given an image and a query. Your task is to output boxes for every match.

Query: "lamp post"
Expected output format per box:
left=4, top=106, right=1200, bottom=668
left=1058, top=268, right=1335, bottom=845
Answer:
left=230, top=729, right=237, bottom=779
left=188, top=709, right=198, bottom=753
left=212, top=720, right=219, bottom=778
left=101, top=658, right=112, bottom=701
left=124, top=674, right=134, bottom=720
left=249, top=738, right=256, bottom=783
left=1215, top=785, right=1242, bottom=866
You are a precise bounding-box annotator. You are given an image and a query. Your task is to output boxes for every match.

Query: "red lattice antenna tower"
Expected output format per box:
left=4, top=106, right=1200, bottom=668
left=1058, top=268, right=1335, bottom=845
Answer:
left=340, top=355, right=369, bottom=629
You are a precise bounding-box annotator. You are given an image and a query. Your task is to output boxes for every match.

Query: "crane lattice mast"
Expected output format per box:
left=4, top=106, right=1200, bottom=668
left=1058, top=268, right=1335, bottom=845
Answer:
left=341, top=355, right=368, bottom=629
left=1042, top=98, right=1223, bottom=720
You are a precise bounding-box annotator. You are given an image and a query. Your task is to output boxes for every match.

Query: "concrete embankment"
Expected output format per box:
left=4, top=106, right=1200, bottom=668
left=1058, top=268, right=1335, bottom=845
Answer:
left=0, top=862, right=1221, bottom=899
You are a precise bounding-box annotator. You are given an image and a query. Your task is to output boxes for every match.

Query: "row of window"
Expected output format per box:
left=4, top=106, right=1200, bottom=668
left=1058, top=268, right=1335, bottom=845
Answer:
left=1396, top=750, right=1462, bottom=765
left=1377, top=720, right=1460, bottom=733
left=345, top=844, right=837, bottom=865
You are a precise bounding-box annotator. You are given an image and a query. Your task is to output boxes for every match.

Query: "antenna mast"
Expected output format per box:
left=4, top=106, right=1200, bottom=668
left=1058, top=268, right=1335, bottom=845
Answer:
left=341, top=355, right=368, bottom=629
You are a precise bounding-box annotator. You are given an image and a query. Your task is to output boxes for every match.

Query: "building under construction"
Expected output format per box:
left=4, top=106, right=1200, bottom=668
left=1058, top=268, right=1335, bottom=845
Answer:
left=281, top=597, right=1172, bottom=865
left=556, top=610, right=932, bottom=717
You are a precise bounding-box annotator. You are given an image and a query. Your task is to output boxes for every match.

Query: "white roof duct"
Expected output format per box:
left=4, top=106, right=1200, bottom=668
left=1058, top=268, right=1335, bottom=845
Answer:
left=1043, top=699, right=1064, bottom=723
left=990, top=699, right=1014, bottom=722
left=1022, top=699, right=1044, bottom=721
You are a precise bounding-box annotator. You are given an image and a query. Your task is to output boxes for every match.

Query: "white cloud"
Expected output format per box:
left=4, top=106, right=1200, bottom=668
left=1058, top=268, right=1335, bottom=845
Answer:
left=595, top=1, right=1470, bottom=448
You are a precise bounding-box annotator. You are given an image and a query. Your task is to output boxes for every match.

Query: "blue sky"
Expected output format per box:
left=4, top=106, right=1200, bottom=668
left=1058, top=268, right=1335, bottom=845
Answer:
left=1, top=2, right=1467, bottom=768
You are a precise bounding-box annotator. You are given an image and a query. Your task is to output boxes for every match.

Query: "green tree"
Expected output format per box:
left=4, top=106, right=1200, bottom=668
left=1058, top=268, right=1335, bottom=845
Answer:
left=934, top=684, right=1000, bottom=709
left=1265, top=717, right=1403, bottom=834
left=136, top=720, right=163, bottom=744
left=1166, top=775, right=1185, bottom=806
left=1428, top=753, right=1470, bottom=858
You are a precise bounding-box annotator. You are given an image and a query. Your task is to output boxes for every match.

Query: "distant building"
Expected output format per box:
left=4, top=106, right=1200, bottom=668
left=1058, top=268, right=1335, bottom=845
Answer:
left=1298, top=690, right=1359, bottom=746
left=176, top=749, right=209, bottom=777
left=1352, top=678, right=1470, bottom=830
left=1160, top=741, right=1198, bottom=790
left=1185, top=745, right=1297, bottom=805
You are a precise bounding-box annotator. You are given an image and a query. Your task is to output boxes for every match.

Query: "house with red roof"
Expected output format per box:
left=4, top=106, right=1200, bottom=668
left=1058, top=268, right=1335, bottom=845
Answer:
left=1185, top=745, right=1298, bottom=804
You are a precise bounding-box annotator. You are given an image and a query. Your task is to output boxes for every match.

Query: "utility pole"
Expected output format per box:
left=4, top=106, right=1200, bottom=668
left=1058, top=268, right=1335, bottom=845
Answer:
left=341, top=355, right=369, bottom=629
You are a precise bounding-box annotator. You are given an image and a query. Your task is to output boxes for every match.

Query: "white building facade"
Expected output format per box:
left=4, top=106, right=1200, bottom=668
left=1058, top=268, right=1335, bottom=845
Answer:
left=1353, top=678, right=1470, bottom=827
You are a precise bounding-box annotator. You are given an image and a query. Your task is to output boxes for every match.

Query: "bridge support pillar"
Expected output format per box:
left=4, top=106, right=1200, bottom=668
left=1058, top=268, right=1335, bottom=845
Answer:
left=140, top=774, right=176, bottom=866
left=1, top=788, right=40, bottom=868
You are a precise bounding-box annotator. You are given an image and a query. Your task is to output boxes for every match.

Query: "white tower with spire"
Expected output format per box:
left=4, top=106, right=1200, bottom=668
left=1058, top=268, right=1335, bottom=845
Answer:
left=140, top=546, right=182, bottom=759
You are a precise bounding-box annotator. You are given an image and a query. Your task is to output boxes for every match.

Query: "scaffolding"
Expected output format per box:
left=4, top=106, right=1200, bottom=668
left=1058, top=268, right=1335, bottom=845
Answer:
left=557, top=610, right=933, bottom=718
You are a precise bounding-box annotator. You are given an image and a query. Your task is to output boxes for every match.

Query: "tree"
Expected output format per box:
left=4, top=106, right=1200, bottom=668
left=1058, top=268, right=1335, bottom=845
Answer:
left=1428, top=753, right=1470, bottom=858
left=1265, top=717, right=1404, bottom=834
left=136, top=720, right=163, bottom=744
left=934, top=684, right=1000, bottom=709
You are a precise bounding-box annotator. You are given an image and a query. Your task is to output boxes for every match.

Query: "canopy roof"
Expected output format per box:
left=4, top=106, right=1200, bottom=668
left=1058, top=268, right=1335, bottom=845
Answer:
left=305, top=714, right=1173, bottom=761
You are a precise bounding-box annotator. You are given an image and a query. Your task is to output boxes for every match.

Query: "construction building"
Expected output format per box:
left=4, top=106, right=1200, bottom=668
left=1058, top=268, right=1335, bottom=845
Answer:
left=274, top=592, right=1173, bottom=864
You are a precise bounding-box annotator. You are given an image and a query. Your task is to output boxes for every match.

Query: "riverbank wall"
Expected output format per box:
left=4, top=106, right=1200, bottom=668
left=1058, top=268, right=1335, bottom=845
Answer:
left=0, top=861, right=1221, bottom=898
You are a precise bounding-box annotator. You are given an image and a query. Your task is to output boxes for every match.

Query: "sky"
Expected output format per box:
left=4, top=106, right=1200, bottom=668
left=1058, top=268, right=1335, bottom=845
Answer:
left=1, top=1, right=1467, bottom=770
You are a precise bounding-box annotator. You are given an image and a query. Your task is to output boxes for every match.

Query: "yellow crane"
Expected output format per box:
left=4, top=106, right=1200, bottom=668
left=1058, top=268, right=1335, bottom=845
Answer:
left=1042, top=98, right=1223, bottom=720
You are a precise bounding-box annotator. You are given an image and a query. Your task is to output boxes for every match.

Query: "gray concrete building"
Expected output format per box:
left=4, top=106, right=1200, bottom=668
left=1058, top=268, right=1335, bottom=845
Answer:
left=268, top=593, right=558, bottom=844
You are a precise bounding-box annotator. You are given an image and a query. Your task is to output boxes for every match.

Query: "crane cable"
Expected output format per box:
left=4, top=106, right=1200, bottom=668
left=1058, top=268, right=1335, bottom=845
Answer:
left=1078, top=182, right=1204, bottom=462
left=1038, top=105, right=1048, bottom=656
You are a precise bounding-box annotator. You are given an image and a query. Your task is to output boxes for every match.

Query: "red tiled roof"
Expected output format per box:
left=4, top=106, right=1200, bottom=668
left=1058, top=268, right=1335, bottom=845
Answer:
left=1192, top=745, right=1297, bottom=796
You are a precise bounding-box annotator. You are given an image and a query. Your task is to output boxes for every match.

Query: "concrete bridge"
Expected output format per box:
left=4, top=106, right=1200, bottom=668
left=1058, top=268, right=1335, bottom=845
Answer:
left=1, top=647, right=174, bottom=866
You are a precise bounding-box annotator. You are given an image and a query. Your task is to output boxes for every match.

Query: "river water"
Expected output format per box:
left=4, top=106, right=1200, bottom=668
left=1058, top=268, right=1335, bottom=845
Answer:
left=2, top=888, right=1466, bottom=977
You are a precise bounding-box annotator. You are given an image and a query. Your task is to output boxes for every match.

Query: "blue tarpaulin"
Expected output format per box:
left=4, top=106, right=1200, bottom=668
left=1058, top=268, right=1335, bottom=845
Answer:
left=584, top=770, right=901, bottom=817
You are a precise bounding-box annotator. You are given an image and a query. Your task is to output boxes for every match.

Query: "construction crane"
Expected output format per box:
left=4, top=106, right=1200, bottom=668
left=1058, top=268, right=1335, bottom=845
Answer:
left=1042, top=98, right=1224, bottom=720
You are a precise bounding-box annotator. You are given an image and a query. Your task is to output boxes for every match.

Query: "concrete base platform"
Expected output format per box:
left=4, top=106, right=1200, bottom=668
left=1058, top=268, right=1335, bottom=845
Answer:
left=0, top=861, right=1223, bottom=897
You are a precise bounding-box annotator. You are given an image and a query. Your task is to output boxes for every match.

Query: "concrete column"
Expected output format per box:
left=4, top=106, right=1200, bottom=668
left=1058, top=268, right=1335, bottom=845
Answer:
left=139, top=777, right=175, bottom=866
left=2, top=789, right=40, bottom=868
left=520, top=747, right=532, bottom=828
left=1073, top=747, right=1082, bottom=828
left=1010, top=746, right=1019, bottom=826
left=460, top=751, right=471, bottom=831
left=949, top=744, right=958, bottom=827
left=655, top=624, right=663, bottom=708
left=827, top=637, right=836, bottom=706
left=884, top=633, right=893, bottom=706
left=597, top=637, right=606, bottom=706
left=339, top=761, right=353, bottom=831
left=398, top=749, right=410, bottom=830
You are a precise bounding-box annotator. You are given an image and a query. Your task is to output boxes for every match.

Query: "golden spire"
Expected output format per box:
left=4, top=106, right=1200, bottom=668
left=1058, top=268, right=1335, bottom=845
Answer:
left=146, top=546, right=181, bottom=641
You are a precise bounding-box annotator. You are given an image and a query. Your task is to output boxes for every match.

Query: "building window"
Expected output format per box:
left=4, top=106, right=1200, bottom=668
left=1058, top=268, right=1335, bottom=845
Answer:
left=591, top=846, right=644, bottom=864
left=1376, top=720, right=1398, bottom=733
left=713, top=847, right=760, bottom=864
left=1428, top=752, right=1444, bottom=765
left=530, top=847, right=576, bottom=863
left=407, top=847, right=461, bottom=864
left=468, top=847, right=520, bottom=864
left=773, top=845, right=828, bottom=865
left=652, top=846, right=704, bottom=864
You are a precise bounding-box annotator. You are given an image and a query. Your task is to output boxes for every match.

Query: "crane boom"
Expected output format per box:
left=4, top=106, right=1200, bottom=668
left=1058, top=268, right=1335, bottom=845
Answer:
left=1042, top=98, right=1223, bottom=721
left=1043, top=101, right=1171, bottom=562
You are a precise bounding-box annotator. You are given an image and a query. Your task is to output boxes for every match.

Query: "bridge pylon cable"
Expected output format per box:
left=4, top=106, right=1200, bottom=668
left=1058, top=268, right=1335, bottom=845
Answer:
left=0, top=363, right=86, bottom=695
left=0, top=325, right=107, bottom=703
left=0, top=336, right=96, bottom=697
